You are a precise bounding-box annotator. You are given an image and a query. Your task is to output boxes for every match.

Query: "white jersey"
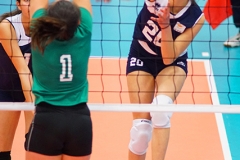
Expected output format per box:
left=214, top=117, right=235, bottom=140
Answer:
left=0, top=14, right=32, bottom=102
left=145, top=0, right=168, bottom=12
left=6, top=14, right=31, bottom=46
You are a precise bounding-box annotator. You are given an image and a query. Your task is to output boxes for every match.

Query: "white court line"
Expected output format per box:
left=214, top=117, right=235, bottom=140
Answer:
left=203, top=60, right=232, bottom=160
left=90, top=57, right=233, bottom=159
left=202, top=52, right=210, bottom=57
left=2, top=57, right=239, bottom=113
left=0, top=57, right=235, bottom=160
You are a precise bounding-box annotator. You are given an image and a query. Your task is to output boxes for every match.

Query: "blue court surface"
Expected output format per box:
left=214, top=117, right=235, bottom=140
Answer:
left=1, top=0, right=240, bottom=159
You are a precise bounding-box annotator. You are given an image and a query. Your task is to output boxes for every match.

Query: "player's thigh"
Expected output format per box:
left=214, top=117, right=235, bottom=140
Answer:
left=127, top=70, right=155, bottom=104
left=62, top=154, right=90, bottom=160
left=0, top=111, right=21, bottom=149
left=26, top=151, right=62, bottom=160
left=127, top=71, right=155, bottom=119
left=155, top=66, right=186, bottom=100
left=24, top=111, right=34, bottom=133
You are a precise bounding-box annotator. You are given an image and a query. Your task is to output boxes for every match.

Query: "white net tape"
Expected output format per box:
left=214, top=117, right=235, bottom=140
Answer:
left=1, top=102, right=240, bottom=113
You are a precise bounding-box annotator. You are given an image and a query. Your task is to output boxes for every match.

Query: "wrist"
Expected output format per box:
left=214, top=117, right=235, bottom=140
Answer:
left=161, top=25, right=170, bottom=30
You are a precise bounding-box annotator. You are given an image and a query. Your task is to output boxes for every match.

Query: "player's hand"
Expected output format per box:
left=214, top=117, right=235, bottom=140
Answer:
left=151, top=2, right=170, bottom=29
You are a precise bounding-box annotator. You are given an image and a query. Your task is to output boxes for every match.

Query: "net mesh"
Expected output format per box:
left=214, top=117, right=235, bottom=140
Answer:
left=0, top=0, right=240, bottom=113
left=0, top=1, right=239, bottom=160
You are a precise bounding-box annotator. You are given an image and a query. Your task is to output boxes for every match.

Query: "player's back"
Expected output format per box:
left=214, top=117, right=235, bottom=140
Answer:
left=32, top=8, right=92, bottom=106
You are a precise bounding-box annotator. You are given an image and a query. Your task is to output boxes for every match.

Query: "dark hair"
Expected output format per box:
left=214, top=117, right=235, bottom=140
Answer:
left=0, top=0, right=21, bottom=22
left=31, top=0, right=80, bottom=53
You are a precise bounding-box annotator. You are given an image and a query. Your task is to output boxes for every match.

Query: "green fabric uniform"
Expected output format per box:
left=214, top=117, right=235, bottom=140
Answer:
left=31, top=8, right=92, bottom=107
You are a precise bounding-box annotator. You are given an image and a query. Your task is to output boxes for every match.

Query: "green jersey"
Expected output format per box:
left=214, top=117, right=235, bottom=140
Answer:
left=31, top=8, right=92, bottom=106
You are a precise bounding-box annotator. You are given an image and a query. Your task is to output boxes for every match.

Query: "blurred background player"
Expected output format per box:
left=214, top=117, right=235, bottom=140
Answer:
left=0, top=0, right=33, bottom=160
left=224, top=0, right=240, bottom=47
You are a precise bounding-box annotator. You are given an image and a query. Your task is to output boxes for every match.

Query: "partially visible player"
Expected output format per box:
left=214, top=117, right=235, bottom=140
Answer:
left=0, top=0, right=33, bottom=160
left=24, top=0, right=109, bottom=160
left=126, top=0, right=205, bottom=160
left=224, top=0, right=240, bottom=47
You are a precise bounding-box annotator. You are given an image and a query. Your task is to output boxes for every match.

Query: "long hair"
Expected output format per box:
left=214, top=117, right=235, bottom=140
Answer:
left=31, top=0, right=80, bottom=53
left=0, top=0, right=21, bottom=22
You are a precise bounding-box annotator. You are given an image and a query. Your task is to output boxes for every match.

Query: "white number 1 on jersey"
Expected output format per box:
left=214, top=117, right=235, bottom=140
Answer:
left=60, top=55, right=73, bottom=82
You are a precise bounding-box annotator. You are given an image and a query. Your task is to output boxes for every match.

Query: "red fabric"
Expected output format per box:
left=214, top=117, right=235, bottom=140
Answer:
left=203, top=0, right=233, bottom=29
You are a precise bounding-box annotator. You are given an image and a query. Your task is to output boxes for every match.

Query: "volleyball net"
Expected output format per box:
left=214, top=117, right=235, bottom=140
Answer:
left=1, top=0, right=240, bottom=114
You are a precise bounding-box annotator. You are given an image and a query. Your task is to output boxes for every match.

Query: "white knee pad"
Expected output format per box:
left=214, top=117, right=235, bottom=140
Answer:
left=129, top=119, right=153, bottom=155
left=150, top=95, right=173, bottom=128
left=151, top=112, right=172, bottom=128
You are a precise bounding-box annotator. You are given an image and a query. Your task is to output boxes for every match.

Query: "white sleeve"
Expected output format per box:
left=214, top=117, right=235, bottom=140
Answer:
left=145, top=0, right=155, bottom=7
left=145, top=0, right=168, bottom=10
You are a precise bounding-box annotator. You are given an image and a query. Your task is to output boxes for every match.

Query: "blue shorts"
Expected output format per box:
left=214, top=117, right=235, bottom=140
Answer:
left=25, top=102, right=92, bottom=156
left=0, top=90, right=25, bottom=102
left=126, top=40, right=188, bottom=78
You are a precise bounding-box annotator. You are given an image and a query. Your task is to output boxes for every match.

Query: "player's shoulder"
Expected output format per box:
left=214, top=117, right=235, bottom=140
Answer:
left=5, top=14, right=21, bottom=24
left=0, top=19, right=10, bottom=25
left=189, top=2, right=202, bottom=15
left=0, top=14, right=22, bottom=30
left=178, top=2, right=203, bottom=21
left=0, top=19, right=12, bottom=34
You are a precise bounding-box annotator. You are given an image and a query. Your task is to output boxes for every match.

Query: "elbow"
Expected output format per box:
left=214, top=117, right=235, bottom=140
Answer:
left=161, top=49, right=177, bottom=65
left=162, top=50, right=184, bottom=65
left=162, top=58, right=174, bottom=65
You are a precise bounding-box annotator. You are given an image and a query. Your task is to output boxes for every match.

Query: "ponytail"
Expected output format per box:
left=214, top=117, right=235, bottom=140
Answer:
left=31, top=16, right=69, bottom=53
left=31, top=0, right=80, bottom=53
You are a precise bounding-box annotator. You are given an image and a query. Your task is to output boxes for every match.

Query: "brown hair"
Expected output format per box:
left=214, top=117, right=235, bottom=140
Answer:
left=31, top=0, right=80, bottom=53
left=0, top=0, right=21, bottom=22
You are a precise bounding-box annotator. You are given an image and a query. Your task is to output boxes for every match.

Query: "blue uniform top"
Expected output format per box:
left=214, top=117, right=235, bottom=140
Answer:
left=133, top=0, right=203, bottom=57
left=0, top=14, right=31, bottom=102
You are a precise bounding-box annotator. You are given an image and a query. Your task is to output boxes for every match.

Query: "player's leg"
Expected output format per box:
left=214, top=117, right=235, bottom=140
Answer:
left=26, top=152, right=62, bottom=160
left=0, top=91, right=31, bottom=160
left=231, top=0, right=240, bottom=29
left=127, top=70, right=155, bottom=160
left=0, top=111, right=21, bottom=160
left=24, top=111, right=34, bottom=133
left=223, top=0, right=240, bottom=47
left=62, top=154, right=90, bottom=160
left=151, top=65, right=186, bottom=160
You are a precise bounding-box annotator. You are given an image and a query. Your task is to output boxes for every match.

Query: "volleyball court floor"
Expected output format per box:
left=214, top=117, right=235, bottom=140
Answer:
left=2, top=0, right=240, bottom=159
left=11, top=58, right=228, bottom=160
